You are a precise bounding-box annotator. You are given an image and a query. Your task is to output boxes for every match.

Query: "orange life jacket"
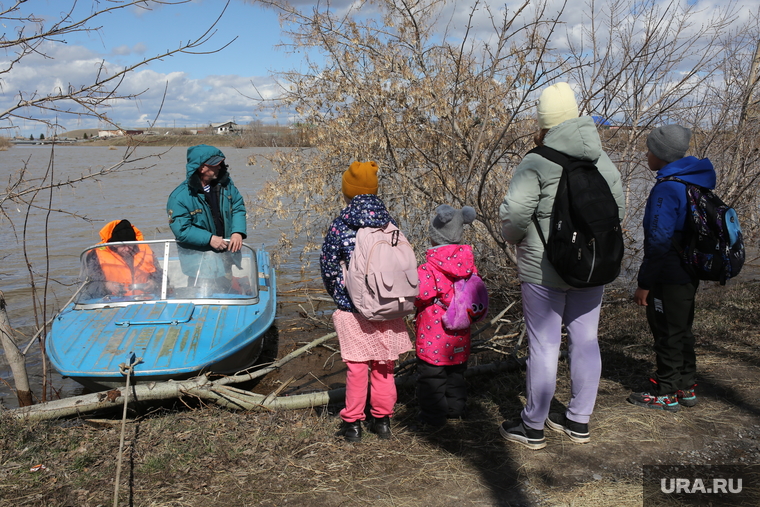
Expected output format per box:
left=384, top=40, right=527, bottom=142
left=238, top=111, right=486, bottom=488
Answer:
left=95, top=221, right=157, bottom=295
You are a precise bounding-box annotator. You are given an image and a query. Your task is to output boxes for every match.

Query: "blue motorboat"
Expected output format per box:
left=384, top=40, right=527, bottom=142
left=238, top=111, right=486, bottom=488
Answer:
left=47, top=239, right=276, bottom=391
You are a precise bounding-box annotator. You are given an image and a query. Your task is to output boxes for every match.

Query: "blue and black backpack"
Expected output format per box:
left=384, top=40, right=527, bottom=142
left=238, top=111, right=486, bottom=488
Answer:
left=658, top=176, right=744, bottom=285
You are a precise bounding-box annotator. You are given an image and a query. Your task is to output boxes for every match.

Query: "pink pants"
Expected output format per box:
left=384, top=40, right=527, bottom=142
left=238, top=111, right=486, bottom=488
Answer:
left=340, top=360, right=397, bottom=422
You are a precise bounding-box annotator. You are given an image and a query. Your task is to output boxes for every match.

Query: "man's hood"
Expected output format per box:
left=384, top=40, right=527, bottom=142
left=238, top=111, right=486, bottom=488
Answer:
left=185, top=145, right=229, bottom=188
left=98, top=220, right=145, bottom=243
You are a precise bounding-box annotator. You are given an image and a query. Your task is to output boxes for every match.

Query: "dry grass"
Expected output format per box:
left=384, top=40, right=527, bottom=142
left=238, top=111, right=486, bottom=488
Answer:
left=1, top=280, right=760, bottom=506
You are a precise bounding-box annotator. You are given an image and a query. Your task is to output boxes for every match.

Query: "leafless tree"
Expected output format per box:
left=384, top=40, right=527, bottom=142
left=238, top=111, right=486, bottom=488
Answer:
left=0, top=0, right=233, bottom=403
left=249, top=0, right=760, bottom=295
left=251, top=0, right=572, bottom=289
left=0, top=0, right=235, bottom=135
left=565, top=0, right=759, bottom=270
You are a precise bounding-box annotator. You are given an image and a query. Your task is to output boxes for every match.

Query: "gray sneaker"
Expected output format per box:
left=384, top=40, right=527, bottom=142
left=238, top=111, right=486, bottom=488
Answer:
left=545, top=413, right=590, bottom=444
left=499, top=419, right=546, bottom=450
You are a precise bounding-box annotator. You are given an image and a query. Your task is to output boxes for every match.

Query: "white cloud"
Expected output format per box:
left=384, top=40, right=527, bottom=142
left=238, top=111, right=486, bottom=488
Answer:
left=112, top=43, right=148, bottom=56
left=0, top=40, right=279, bottom=135
left=3, top=0, right=760, bottom=136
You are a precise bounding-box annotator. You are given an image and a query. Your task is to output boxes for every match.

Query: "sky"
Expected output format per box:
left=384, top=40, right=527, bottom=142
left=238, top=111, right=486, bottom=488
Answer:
left=1, top=0, right=302, bottom=136
left=1, top=0, right=759, bottom=137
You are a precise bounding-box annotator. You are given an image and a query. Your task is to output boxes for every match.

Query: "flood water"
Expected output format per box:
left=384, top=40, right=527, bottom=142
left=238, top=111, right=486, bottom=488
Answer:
left=0, top=144, right=315, bottom=408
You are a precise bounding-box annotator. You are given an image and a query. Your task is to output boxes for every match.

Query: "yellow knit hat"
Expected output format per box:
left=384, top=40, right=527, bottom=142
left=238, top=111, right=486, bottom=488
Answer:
left=537, top=82, right=579, bottom=130
left=342, top=161, right=379, bottom=199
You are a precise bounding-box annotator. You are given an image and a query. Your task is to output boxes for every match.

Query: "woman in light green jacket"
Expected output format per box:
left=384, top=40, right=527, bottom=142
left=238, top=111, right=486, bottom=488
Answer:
left=498, top=83, right=625, bottom=450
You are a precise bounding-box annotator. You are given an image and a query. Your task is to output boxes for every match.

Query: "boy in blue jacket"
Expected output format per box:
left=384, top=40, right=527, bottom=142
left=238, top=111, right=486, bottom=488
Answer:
left=628, top=125, right=715, bottom=412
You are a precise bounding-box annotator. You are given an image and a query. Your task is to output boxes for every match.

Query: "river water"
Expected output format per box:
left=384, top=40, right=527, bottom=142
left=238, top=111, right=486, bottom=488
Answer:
left=0, top=145, right=308, bottom=407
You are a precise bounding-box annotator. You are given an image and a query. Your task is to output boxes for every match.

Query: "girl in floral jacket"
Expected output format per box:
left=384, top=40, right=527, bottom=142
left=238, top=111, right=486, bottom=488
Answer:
left=320, top=161, right=413, bottom=442
left=414, top=205, right=479, bottom=428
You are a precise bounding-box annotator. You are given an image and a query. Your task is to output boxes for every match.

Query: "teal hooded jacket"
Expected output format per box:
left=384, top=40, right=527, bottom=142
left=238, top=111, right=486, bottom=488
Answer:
left=166, top=144, right=247, bottom=250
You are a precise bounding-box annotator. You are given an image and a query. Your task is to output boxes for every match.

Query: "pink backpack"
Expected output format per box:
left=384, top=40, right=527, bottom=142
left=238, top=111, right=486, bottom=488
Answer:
left=343, top=223, right=419, bottom=321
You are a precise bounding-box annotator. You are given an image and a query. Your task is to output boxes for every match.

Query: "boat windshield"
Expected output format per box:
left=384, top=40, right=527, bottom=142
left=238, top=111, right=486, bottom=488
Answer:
left=74, top=240, right=260, bottom=307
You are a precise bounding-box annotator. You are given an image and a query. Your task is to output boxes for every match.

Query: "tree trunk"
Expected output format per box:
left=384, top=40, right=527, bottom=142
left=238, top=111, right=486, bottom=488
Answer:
left=10, top=332, right=339, bottom=420
left=0, top=291, right=33, bottom=407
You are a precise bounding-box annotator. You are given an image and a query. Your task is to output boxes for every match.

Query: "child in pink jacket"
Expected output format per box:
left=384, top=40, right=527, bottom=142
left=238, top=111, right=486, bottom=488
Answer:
left=414, top=205, right=482, bottom=428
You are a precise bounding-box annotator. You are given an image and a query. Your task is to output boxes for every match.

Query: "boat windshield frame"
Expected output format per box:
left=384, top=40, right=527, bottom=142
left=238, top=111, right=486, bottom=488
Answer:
left=74, top=239, right=263, bottom=309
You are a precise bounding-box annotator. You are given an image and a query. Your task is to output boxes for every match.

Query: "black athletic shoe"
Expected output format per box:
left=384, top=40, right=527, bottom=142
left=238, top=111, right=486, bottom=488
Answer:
left=335, top=420, right=362, bottom=442
left=545, top=413, right=590, bottom=444
left=366, top=416, right=392, bottom=439
left=499, top=419, right=546, bottom=450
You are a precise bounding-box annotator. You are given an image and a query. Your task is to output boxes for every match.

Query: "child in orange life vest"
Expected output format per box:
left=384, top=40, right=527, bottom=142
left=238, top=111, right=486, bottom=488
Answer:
left=414, top=205, right=480, bottom=428
left=85, top=219, right=161, bottom=298
left=319, top=161, right=413, bottom=442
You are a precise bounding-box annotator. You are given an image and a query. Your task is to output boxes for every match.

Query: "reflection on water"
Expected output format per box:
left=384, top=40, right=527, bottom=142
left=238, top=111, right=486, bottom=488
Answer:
left=0, top=145, right=299, bottom=407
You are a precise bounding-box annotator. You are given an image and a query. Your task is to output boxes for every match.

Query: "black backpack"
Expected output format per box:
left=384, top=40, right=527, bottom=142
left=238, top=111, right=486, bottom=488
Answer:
left=657, top=176, right=744, bottom=285
left=529, top=146, right=624, bottom=288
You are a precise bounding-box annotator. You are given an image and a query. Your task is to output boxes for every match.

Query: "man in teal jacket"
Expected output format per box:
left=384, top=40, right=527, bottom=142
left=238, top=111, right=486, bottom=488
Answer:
left=167, top=144, right=247, bottom=281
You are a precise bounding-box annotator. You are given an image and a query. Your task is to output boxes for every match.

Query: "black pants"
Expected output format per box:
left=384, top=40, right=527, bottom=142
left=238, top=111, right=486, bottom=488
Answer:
left=416, top=359, right=467, bottom=426
left=646, top=280, right=698, bottom=394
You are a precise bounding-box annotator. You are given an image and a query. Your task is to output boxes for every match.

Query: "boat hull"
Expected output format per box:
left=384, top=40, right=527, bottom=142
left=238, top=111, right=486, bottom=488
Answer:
left=68, top=337, right=266, bottom=391
left=47, top=243, right=276, bottom=392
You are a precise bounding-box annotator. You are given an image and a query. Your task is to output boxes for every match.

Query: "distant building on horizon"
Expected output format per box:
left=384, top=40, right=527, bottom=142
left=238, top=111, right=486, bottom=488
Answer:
left=98, top=129, right=126, bottom=138
left=209, top=121, right=238, bottom=135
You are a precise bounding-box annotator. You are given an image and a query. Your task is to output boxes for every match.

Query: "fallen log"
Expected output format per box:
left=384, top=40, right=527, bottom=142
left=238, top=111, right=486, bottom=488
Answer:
left=9, top=306, right=522, bottom=420
left=10, top=332, right=338, bottom=421
left=10, top=355, right=523, bottom=419
left=208, top=357, right=523, bottom=411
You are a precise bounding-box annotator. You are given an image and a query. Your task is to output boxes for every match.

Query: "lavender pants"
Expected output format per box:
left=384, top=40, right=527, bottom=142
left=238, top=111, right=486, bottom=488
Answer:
left=520, top=282, right=604, bottom=429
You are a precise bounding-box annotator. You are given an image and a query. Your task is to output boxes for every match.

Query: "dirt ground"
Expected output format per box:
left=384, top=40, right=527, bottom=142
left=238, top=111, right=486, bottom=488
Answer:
left=2, top=277, right=760, bottom=506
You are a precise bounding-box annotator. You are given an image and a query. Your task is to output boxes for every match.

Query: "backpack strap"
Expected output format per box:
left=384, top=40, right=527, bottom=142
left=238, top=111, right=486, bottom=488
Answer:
left=656, top=175, right=691, bottom=188
left=653, top=175, right=694, bottom=264
left=657, top=175, right=713, bottom=193
left=527, top=146, right=575, bottom=249
left=528, top=145, right=575, bottom=167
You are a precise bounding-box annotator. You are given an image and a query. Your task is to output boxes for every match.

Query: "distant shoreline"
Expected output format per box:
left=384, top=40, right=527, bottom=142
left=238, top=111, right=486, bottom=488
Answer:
left=11, top=134, right=307, bottom=148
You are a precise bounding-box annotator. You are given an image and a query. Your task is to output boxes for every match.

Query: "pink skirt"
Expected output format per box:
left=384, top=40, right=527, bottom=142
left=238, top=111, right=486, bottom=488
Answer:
left=332, top=310, right=413, bottom=362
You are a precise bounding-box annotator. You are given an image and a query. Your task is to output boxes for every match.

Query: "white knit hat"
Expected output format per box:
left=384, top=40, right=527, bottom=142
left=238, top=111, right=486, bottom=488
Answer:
left=537, top=82, right=579, bottom=130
